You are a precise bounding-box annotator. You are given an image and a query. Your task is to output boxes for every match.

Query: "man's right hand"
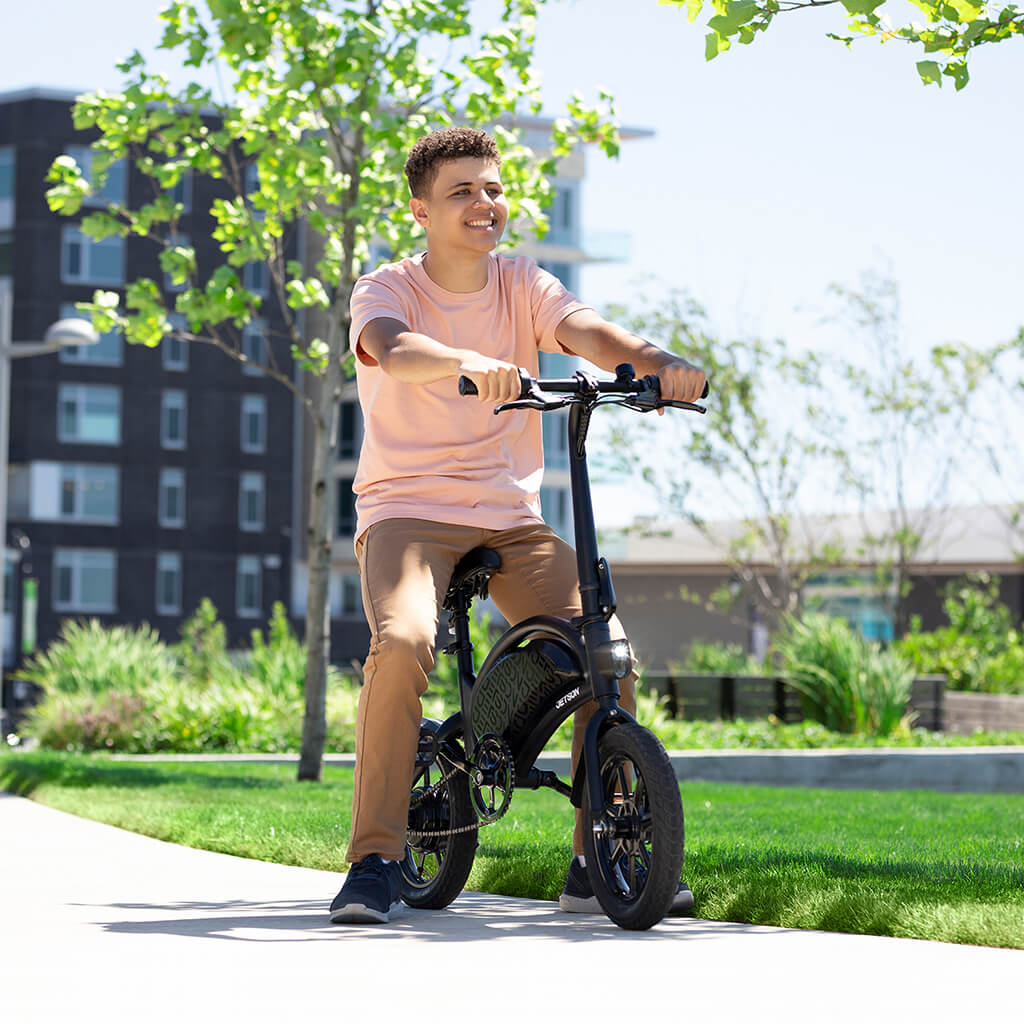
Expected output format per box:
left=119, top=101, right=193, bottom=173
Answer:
left=458, top=354, right=524, bottom=404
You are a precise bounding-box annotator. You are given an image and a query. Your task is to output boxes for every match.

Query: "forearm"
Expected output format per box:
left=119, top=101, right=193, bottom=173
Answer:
left=555, top=309, right=706, bottom=402
left=587, top=324, right=681, bottom=378
left=374, top=330, right=467, bottom=385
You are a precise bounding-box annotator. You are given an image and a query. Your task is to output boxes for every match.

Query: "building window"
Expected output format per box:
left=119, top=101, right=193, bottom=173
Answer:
left=542, top=410, right=570, bottom=470
left=340, top=573, right=362, bottom=618
left=155, top=552, right=182, bottom=615
left=58, top=464, right=119, bottom=523
left=337, top=400, right=362, bottom=460
left=803, top=573, right=896, bottom=643
left=65, top=145, right=126, bottom=206
left=58, top=385, right=121, bottom=445
left=239, top=471, right=265, bottom=532
left=540, top=486, right=571, bottom=541
left=241, top=319, right=266, bottom=376
left=244, top=162, right=260, bottom=198
left=0, top=232, right=11, bottom=276
left=0, top=147, right=14, bottom=230
left=237, top=555, right=262, bottom=618
left=336, top=478, right=356, bottom=536
left=162, top=334, right=188, bottom=371
left=61, top=227, right=125, bottom=285
left=163, top=232, right=191, bottom=293
left=241, top=395, right=267, bottom=453
left=167, top=170, right=192, bottom=213
left=59, top=304, right=122, bottom=365
left=538, top=350, right=577, bottom=379
left=158, top=468, right=186, bottom=528
left=543, top=184, right=577, bottom=246
left=243, top=260, right=269, bottom=297
left=161, top=312, right=189, bottom=371
left=53, top=549, right=117, bottom=612
left=161, top=390, right=187, bottom=450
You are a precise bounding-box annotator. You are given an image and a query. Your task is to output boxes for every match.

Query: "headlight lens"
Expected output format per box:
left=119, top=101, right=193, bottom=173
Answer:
left=601, top=639, right=633, bottom=680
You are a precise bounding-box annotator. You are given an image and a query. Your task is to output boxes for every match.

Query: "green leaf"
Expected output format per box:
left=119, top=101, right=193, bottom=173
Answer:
left=916, top=59, right=944, bottom=85
left=841, top=0, right=885, bottom=15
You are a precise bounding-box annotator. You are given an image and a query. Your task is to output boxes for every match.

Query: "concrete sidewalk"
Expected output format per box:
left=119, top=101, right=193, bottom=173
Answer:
left=1, top=792, right=1020, bottom=1023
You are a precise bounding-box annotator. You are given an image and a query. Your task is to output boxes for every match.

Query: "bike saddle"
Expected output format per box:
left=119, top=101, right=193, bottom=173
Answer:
left=443, top=547, right=502, bottom=610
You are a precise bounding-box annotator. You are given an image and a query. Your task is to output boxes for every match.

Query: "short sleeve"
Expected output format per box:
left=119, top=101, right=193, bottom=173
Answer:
left=349, top=272, right=410, bottom=366
left=527, top=262, right=592, bottom=353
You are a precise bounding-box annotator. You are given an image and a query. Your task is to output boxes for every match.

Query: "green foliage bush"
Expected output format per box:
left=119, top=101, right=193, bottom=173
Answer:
left=17, top=601, right=356, bottom=753
left=773, top=613, right=915, bottom=736
left=897, top=574, right=1024, bottom=695
left=15, top=619, right=176, bottom=696
left=678, top=639, right=770, bottom=676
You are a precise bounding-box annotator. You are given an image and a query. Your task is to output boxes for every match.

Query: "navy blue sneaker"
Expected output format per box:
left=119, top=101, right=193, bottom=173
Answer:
left=330, top=854, right=404, bottom=924
left=558, top=857, right=694, bottom=914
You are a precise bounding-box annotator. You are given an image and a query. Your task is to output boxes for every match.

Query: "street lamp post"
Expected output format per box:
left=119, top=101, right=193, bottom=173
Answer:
left=0, top=288, right=98, bottom=696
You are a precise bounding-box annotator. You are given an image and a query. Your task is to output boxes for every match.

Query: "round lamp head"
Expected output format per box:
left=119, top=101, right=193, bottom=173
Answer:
left=44, top=318, right=99, bottom=348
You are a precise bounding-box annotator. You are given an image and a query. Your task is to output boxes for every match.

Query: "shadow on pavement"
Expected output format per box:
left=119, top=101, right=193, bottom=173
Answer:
left=88, top=891, right=757, bottom=944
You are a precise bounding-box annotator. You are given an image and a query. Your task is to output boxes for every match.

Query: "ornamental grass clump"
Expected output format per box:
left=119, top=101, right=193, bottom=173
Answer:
left=16, top=601, right=359, bottom=753
left=774, top=613, right=916, bottom=737
left=15, top=618, right=177, bottom=697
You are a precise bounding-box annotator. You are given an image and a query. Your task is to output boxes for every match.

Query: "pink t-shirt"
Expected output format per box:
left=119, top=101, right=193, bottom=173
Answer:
left=348, top=251, right=589, bottom=541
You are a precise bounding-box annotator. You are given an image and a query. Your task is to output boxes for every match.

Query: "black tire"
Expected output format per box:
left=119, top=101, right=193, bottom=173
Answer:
left=581, top=722, right=684, bottom=931
left=400, top=720, right=478, bottom=909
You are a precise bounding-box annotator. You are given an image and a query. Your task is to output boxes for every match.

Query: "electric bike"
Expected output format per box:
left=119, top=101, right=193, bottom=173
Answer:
left=399, top=363, right=708, bottom=930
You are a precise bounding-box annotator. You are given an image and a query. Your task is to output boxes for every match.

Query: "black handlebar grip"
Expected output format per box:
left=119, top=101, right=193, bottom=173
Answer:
left=458, top=376, right=478, bottom=396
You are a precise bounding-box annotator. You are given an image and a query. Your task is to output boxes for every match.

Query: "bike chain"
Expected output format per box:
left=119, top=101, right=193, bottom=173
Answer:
left=406, top=750, right=514, bottom=840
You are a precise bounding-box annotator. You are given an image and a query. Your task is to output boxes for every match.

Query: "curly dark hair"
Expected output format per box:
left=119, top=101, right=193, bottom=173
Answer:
left=404, top=126, right=502, bottom=199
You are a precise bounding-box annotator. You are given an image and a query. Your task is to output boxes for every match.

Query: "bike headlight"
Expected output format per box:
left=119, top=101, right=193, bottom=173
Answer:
left=600, top=639, right=633, bottom=680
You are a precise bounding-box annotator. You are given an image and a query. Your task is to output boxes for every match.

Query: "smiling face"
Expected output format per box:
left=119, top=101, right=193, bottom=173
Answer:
left=410, top=157, right=509, bottom=258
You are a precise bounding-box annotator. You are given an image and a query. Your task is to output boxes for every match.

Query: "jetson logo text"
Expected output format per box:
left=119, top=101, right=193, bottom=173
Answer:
left=555, top=686, right=581, bottom=710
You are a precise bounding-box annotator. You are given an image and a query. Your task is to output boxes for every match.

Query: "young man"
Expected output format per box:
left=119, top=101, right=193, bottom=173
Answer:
left=330, top=126, right=706, bottom=924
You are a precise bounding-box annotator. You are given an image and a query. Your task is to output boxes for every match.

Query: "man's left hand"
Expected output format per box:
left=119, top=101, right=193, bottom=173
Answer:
left=655, top=359, right=707, bottom=409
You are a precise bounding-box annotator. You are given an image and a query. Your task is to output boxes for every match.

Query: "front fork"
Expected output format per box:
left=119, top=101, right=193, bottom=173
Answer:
left=574, top=618, right=637, bottom=828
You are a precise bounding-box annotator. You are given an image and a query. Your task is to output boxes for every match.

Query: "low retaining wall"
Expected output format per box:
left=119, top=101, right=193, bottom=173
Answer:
left=111, top=747, right=1024, bottom=794
left=945, top=691, right=1024, bottom=734
left=533, top=748, right=1024, bottom=794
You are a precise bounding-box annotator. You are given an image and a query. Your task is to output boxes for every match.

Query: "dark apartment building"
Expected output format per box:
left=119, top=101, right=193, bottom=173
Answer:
left=0, top=88, right=297, bottom=682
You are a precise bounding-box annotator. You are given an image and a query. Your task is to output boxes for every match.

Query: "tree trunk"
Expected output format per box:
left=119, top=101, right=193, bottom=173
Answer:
left=297, top=352, right=343, bottom=781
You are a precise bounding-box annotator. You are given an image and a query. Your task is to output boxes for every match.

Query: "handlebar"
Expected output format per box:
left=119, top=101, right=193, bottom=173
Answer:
left=458, top=363, right=708, bottom=414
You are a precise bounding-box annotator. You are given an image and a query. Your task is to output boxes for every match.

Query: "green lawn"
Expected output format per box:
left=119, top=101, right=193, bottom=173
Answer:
left=2, top=751, right=1022, bottom=949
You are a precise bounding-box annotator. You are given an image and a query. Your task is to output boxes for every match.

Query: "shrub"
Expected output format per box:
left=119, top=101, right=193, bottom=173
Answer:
left=15, top=619, right=176, bottom=696
left=678, top=640, right=769, bottom=676
left=173, top=598, right=238, bottom=688
left=16, top=601, right=359, bottom=753
left=773, top=613, right=915, bottom=736
left=897, top=574, right=1024, bottom=694
left=247, top=602, right=310, bottom=700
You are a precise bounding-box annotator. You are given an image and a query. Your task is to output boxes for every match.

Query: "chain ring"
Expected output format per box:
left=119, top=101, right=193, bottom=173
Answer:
left=469, top=734, right=515, bottom=825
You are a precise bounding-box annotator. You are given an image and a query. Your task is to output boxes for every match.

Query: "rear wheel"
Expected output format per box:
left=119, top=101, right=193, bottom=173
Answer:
left=400, top=720, right=478, bottom=909
left=581, top=722, right=684, bottom=931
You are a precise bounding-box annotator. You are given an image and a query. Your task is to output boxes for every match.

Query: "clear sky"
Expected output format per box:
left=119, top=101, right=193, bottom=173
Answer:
left=3, top=0, right=1021, bottom=520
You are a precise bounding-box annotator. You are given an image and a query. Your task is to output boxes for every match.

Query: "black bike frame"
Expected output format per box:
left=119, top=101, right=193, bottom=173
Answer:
left=447, top=366, right=705, bottom=823
left=564, top=392, right=637, bottom=822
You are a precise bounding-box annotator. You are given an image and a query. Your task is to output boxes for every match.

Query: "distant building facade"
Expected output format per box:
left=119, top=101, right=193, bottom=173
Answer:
left=0, top=89, right=296, bottom=674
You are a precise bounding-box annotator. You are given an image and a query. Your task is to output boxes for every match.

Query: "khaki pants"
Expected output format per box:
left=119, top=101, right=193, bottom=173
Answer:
left=346, top=517, right=636, bottom=863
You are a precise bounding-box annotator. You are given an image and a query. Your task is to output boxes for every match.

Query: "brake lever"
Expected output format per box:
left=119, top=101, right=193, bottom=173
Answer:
left=494, top=396, right=571, bottom=414
left=657, top=400, right=708, bottom=414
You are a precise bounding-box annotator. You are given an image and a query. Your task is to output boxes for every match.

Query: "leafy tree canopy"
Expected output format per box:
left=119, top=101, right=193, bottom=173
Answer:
left=659, top=0, right=1022, bottom=89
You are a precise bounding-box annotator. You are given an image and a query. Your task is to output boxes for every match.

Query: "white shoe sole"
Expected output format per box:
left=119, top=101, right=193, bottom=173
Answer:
left=329, top=899, right=403, bottom=924
left=559, top=888, right=694, bottom=915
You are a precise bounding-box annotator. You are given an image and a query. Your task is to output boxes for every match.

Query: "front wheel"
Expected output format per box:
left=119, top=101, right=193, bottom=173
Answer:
left=581, top=722, right=684, bottom=931
left=400, top=720, right=478, bottom=909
